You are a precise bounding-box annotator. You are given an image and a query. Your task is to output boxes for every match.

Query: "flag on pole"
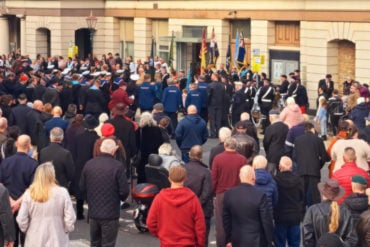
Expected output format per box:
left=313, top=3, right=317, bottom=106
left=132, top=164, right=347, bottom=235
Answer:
left=168, top=31, right=174, bottom=73
left=199, top=27, right=208, bottom=74
left=150, top=37, right=156, bottom=67
left=226, top=36, right=231, bottom=71
left=236, top=32, right=246, bottom=69
left=233, top=31, right=239, bottom=67
left=209, top=27, right=219, bottom=65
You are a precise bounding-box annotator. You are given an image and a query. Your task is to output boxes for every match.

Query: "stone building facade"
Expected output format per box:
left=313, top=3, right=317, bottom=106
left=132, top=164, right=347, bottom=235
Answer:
left=1, top=0, right=370, bottom=107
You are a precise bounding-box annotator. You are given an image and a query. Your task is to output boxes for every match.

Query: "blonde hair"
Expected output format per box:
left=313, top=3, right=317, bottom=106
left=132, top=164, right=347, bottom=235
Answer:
left=329, top=201, right=340, bottom=233
left=29, top=162, right=57, bottom=203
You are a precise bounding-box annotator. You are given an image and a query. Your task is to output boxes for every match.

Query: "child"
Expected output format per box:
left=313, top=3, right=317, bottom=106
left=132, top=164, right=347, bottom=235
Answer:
left=316, top=97, right=328, bottom=140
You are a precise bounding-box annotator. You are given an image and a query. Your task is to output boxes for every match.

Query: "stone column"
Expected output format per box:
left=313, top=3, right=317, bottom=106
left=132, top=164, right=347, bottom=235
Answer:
left=0, top=15, right=9, bottom=54
left=17, top=15, right=26, bottom=54
left=134, top=18, right=152, bottom=60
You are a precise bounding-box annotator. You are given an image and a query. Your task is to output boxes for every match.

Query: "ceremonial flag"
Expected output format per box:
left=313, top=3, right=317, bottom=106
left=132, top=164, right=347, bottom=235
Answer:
left=233, top=31, right=239, bottom=67
left=236, top=32, right=246, bottom=69
left=150, top=37, right=156, bottom=67
left=199, top=27, right=207, bottom=74
left=226, top=36, right=231, bottom=71
left=168, top=31, right=174, bottom=73
left=209, top=27, right=219, bottom=65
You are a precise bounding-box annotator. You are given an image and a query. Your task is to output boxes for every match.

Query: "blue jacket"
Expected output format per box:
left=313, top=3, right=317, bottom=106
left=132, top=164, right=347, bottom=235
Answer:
left=175, top=114, right=208, bottom=150
left=254, top=169, right=278, bottom=214
left=197, top=82, right=208, bottom=107
left=138, top=82, right=157, bottom=110
left=185, top=89, right=204, bottom=113
left=350, top=103, right=368, bottom=130
left=0, top=152, right=38, bottom=199
left=162, top=85, right=182, bottom=113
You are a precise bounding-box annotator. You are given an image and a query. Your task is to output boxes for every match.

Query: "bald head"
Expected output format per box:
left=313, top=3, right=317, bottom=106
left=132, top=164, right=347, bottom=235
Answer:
left=16, top=135, right=31, bottom=153
left=0, top=117, right=8, bottom=131
left=279, top=156, right=293, bottom=171
left=239, top=165, right=255, bottom=185
left=187, top=105, right=197, bottom=115
left=252, top=155, right=268, bottom=169
left=33, top=100, right=43, bottom=111
left=189, top=145, right=203, bottom=161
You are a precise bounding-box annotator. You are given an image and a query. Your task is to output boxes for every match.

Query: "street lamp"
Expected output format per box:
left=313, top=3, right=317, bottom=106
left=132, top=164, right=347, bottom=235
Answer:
left=86, top=10, right=98, bottom=57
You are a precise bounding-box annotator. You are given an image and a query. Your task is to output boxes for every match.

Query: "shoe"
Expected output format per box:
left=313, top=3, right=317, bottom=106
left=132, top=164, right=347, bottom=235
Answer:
left=77, top=215, right=85, bottom=220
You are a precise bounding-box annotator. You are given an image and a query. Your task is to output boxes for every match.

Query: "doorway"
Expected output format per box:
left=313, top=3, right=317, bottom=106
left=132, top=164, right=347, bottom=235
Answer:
left=75, top=28, right=92, bottom=60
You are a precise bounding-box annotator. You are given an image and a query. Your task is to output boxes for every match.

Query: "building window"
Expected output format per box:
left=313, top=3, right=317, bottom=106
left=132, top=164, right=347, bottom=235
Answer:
left=230, top=20, right=251, bottom=39
left=122, top=41, right=134, bottom=58
left=275, top=21, right=300, bottom=46
left=183, top=26, right=206, bottom=38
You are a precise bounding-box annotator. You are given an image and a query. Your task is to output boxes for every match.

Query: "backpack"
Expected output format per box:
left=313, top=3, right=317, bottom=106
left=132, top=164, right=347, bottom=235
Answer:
left=328, top=97, right=344, bottom=115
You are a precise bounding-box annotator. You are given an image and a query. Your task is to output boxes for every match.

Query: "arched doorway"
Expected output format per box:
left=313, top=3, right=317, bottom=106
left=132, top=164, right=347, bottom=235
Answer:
left=36, top=28, right=51, bottom=57
left=327, top=39, right=355, bottom=92
left=75, top=28, right=93, bottom=60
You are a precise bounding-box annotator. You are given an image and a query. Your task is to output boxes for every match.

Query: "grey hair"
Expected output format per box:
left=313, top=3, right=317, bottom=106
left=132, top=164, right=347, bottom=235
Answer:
left=252, top=155, right=268, bottom=169
left=224, top=137, right=238, bottom=150
left=50, top=127, right=64, bottom=142
left=158, top=143, right=175, bottom=155
left=240, top=112, right=250, bottom=121
left=218, top=127, right=232, bottom=142
left=139, top=112, right=157, bottom=128
left=100, top=139, right=117, bottom=154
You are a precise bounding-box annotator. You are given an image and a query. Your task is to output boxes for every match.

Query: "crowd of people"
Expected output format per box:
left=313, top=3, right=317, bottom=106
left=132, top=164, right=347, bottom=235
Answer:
left=0, top=50, right=369, bottom=247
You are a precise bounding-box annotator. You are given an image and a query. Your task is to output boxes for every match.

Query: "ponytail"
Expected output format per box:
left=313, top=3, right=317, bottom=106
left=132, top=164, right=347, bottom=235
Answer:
left=329, top=201, right=340, bottom=233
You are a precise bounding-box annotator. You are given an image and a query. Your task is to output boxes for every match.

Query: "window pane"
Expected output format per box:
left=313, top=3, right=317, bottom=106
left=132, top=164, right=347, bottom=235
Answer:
left=231, top=20, right=251, bottom=39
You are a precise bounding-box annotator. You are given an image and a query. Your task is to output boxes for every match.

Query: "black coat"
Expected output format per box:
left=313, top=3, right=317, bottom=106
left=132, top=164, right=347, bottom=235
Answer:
left=223, top=183, right=274, bottom=247
left=342, top=193, right=369, bottom=225
left=25, top=109, right=48, bottom=150
left=71, top=130, right=99, bottom=199
left=263, top=121, right=289, bottom=165
left=209, top=142, right=224, bottom=169
left=106, top=116, right=136, bottom=161
left=9, top=104, right=32, bottom=134
left=85, top=88, right=106, bottom=116
left=39, top=142, right=75, bottom=188
left=293, top=132, right=330, bottom=177
left=0, top=184, right=15, bottom=245
left=273, top=171, right=305, bottom=225
left=42, top=87, right=60, bottom=106
left=184, top=159, right=213, bottom=218
left=207, top=81, right=225, bottom=108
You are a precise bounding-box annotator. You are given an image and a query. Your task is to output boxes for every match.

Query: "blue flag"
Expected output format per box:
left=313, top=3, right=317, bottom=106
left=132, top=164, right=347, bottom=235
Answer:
left=233, top=31, right=239, bottom=67
left=236, top=32, right=246, bottom=69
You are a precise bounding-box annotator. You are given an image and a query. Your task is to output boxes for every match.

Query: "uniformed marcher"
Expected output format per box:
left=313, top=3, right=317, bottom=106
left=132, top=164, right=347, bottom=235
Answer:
left=258, top=79, right=275, bottom=134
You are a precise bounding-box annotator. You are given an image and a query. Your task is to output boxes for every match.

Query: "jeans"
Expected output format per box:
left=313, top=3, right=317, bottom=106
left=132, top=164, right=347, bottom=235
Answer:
left=320, top=117, right=327, bottom=136
left=181, top=149, right=190, bottom=163
left=274, top=224, right=300, bottom=247
left=90, top=218, right=119, bottom=247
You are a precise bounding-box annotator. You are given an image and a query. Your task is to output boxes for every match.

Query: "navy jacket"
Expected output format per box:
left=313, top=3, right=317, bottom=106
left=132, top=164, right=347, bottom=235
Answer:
left=138, top=82, right=157, bottom=110
left=197, top=82, right=208, bottom=107
left=162, top=85, right=182, bottom=113
left=254, top=169, right=278, bottom=214
left=0, top=152, right=38, bottom=199
left=175, top=114, right=208, bottom=150
left=349, top=103, right=368, bottom=130
left=185, top=89, right=204, bottom=113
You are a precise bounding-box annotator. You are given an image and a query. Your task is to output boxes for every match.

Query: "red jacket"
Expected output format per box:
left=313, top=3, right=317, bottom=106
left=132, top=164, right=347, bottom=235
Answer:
left=332, top=161, right=370, bottom=204
left=147, top=187, right=206, bottom=247
left=108, top=88, right=133, bottom=110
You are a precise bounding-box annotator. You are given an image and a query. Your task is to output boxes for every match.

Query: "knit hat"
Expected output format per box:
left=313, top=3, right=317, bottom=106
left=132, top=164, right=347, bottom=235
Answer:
left=101, top=123, right=115, bottom=137
left=352, top=175, right=368, bottom=185
left=20, top=74, right=28, bottom=82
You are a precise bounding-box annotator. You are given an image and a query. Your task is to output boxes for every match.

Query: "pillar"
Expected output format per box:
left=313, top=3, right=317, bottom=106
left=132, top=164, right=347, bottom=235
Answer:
left=17, top=15, right=26, bottom=54
left=0, top=15, right=9, bottom=54
left=134, top=18, right=152, bottom=60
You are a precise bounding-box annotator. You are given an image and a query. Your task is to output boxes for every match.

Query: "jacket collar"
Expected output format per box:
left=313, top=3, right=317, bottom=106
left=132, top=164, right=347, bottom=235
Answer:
left=188, top=159, right=207, bottom=168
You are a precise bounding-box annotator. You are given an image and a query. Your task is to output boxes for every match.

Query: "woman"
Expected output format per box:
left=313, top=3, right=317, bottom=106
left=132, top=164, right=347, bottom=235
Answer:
left=279, top=97, right=303, bottom=128
left=302, top=179, right=357, bottom=247
left=16, top=162, right=76, bottom=246
left=137, top=112, right=164, bottom=183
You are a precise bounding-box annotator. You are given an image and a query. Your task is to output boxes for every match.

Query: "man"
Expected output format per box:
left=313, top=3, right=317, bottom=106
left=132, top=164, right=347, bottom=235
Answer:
left=232, top=121, right=259, bottom=164
left=263, top=109, right=289, bottom=172
left=108, top=80, right=133, bottom=111
left=273, top=156, right=304, bottom=247
left=279, top=74, right=289, bottom=95
left=147, top=165, right=206, bottom=247
left=138, top=74, right=157, bottom=112
left=178, top=70, right=187, bottom=91
left=258, top=79, right=275, bottom=133
left=318, top=74, right=334, bottom=99
left=44, top=106, right=69, bottom=136
left=175, top=105, right=208, bottom=162
left=212, top=137, right=247, bottom=247
left=343, top=76, right=354, bottom=96
left=293, top=122, right=330, bottom=207
left=8, top=93, right=31, bottom=134
left=209, top=127, right=231, bottom=169
left=207, top=72, right=226, bottom=138
left=184, top=145, right=213, bottom=246
left=39, top=127, right=74, bottom=189
left=342, top=175, right=369, bottom=225
left=185, top=83, right=204, bottom=114
left=230, top=81, right=247, bottom=125
left=80, top=139, right=129, bottom=247
left=332, top=147, right=370, bottom=204
left=0, top=135, right=37, bottom=247
left=162, top=78, right=182, bottom=131
left=223, top=165, right=274, bottom=247
left=0, top=117, right=8, bottom=147
left=197, top=75, right=209, bottom=123
left=252, top=155, right=278, bottom=216
left=0, top=184, right=15, bottom=247
left=327, top=89, right=344, bottom=135
left=26, top=100, right=48, bottom=151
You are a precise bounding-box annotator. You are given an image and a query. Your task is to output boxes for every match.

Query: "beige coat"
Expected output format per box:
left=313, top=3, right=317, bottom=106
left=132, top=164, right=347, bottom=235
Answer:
left=331, top=138, right=370, bottom=172
left=16, top=186, right=76, bottom=247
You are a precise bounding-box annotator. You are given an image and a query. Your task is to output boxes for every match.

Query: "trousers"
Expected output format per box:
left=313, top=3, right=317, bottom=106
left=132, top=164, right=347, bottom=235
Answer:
left=90, top=218, right=119, bottom=247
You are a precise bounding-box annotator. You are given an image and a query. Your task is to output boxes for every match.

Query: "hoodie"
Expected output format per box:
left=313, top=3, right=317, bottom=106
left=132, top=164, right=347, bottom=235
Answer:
left=274, top=171, right=305, bottom=225
left=280, top=103, right=303, bottom=128
left=254, top=169, right=278, bottom=214
left=147, top=187, right=206, bottom=247
left=175, top=114, right=208, bottom=150
left=342, top=193, right=369, bottom=225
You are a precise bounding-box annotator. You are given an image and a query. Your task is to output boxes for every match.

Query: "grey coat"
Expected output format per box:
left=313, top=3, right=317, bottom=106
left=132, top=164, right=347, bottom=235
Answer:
left=16, top=186, right=76, bottom=247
